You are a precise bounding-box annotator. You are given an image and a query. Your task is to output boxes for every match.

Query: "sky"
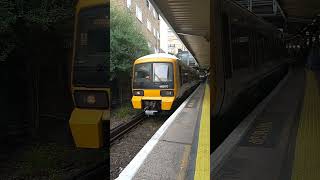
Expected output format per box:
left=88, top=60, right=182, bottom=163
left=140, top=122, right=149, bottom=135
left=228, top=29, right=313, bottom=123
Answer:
left=159, top=15, right=169, bottom=53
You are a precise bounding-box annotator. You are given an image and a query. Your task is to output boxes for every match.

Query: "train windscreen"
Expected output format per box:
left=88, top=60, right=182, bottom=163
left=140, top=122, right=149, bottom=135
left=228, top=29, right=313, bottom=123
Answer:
left=73, top=5, right=110, bottom=87
left=133, top=62, right=174, bottom=89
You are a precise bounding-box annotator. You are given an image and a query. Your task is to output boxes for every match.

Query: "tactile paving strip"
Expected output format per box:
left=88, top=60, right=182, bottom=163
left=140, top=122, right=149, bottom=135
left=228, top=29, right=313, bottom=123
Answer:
left=292, top=70, right=320, bottom=180
left=194, top=83, right=210, bottom=180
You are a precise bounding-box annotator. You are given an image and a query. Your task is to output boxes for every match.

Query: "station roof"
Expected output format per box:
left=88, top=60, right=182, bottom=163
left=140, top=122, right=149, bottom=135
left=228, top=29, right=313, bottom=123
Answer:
left=150, top=0, right=210, bottom=69
left=151, top=0, right=320, bottom=67
left=279, top=0, right=320, bottom=33
left=280, top=0, right=320, bottom=20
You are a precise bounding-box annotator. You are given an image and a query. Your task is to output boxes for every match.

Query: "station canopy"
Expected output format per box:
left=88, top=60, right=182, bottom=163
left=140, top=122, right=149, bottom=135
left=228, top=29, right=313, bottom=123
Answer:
left=151, top=0, right=320, bottom=68
left=280, top=0, right=320, bottom=33
left=151, top=0, right=210, bottom=69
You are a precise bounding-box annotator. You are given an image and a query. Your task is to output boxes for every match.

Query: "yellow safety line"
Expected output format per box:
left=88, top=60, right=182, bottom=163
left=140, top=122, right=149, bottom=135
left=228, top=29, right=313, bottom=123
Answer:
left=292, top=70, right=320, bottom=180
left=194, top=84, right=210, bottom=180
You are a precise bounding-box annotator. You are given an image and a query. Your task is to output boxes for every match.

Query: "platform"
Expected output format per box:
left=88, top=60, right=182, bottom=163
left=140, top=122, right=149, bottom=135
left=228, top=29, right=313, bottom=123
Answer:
left=211, top=67, right=320, bottom=180
left=117, top=83, right=210, bottom=180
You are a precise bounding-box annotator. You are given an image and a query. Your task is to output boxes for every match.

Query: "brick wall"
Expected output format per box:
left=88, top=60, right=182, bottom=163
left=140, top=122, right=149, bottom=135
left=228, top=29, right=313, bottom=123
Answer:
left=111, top=0, right=160, bottom=53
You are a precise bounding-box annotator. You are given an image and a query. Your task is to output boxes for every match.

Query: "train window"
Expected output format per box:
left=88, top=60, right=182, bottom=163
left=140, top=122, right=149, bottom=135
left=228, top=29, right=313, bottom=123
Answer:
left=255, top=34, right=262, bottom=65
left=73, top=6, right=110, bottom=87
left=134, top=63, right=152, bottom=82
left=177, top=51, right=196, bottom=66
left=249, top=32, right=258, bottom=68
left=182, top=66, right=189, bottom=84
left=88, top=29, right=108, bottom=53
left=222, top=14, right=232, bottom=79
left=76, top=6, right=109, bottom=56
left=231, top=26, right=251, bottom=71
left=153, top=63, right=173, bottom=82
left=133, top=63, right=174, bottom=89
left=179, top=65, right=183, bottom=86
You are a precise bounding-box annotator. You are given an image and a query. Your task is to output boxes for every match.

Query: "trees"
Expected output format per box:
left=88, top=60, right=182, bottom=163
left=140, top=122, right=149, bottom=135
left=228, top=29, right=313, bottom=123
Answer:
left=0, top=0, right=73, bottom=62
left=0, top=0, right=74, bottom=139
left=110, top=6, right=150, bottom=79
left=110, top=6, right=150, bottom=105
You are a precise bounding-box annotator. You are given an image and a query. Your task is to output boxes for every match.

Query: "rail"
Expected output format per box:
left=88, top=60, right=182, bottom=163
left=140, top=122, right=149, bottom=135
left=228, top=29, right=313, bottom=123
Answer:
left=110, top=112, right=146, bottom=144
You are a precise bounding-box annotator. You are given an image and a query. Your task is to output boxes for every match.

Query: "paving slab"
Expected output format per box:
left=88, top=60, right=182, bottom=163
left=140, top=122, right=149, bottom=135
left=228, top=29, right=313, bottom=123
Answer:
left=133, top=85, right=205, bottom=179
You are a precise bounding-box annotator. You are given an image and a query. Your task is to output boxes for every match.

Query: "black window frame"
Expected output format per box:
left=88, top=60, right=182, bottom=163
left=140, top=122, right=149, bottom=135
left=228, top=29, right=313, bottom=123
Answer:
left=73, top=4, right=110, bottom=87
left=133, top=62, right=174, bottom=89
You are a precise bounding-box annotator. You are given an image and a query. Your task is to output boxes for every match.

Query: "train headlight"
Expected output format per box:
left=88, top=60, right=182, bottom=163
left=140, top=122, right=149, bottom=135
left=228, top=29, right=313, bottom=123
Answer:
left=87, top=95, right=96, bottom=105
left=160, top=90, right=174, bottom=97
left=133, top=90, right=144, bottom=96
left=74, top=90, right=109, bottom=109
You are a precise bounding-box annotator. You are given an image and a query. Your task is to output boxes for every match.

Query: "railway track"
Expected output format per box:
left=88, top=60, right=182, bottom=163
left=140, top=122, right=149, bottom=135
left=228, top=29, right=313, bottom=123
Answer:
left=109, top=84, right=199, bottom=145
left=64, top=160, right=109, bottom=180
left=110, top=112, right=146, bottom=144
left=60, top=85, right=200, bottom=180
left=66, top=87, right=200, bottom=180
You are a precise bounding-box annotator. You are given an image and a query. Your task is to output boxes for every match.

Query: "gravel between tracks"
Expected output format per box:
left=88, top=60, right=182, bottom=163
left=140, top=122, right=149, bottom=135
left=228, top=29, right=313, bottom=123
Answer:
left=110, top=104, right=142, bottom=129
left=110, top=115, right=168, bottom=179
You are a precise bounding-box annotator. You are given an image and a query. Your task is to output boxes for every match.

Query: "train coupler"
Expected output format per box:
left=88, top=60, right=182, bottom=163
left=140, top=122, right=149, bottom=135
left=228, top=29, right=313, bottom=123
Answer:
left=145, top=110, right=158, bottom=116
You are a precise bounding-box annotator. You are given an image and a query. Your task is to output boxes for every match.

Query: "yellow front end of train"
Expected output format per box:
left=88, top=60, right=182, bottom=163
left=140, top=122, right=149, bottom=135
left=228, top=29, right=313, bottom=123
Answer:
left=132, top=91, right=176, bottom=111
left=132, top=55, right=177, bottom=114
left=69, top=0, right=110, bottom=148
left=132, top=54, right=196, bottom=115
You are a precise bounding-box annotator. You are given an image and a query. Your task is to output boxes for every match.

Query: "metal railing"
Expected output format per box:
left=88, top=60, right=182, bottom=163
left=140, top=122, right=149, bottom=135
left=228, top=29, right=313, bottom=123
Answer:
left=234, top=0, right=286, bottom=20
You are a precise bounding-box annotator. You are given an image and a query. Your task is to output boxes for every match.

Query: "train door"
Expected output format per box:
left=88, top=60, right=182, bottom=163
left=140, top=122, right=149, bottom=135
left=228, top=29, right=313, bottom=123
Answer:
left=177, top=62, right=183, bottom=97
left=217, top=13, right=233, bottom=115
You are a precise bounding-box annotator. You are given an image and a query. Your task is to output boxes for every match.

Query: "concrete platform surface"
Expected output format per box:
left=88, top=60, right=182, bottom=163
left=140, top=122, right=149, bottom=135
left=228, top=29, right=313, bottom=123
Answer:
left=211, top=67, right=305, bottom=180
left=117, top=84, right=205, bottom=180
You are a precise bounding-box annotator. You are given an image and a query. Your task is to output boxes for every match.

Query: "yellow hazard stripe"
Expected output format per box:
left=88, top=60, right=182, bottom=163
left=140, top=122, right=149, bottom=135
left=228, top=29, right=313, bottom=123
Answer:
left=194, top=83, right=210, bottom=180
left=292, top=70, right=320, bottom=180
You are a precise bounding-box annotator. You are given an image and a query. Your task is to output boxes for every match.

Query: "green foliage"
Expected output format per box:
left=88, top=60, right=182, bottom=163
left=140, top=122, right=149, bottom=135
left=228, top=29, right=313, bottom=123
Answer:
left=22, top=0, right=73, bottom=29
left=111, top=103, right=139, bottom=119
left=0, top=0, right=73, bottom=61
left=110, top=6, right=150, bottom=78
left=0, top=0, right=16, bottom=33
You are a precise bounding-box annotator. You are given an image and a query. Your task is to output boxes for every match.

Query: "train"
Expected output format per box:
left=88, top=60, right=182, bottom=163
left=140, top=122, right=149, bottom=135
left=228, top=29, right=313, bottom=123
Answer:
left=131, top=53, right=200, bottom=115
left=211, top=0, right=289, bottom=149
left=69, top=0, right=110, bottom=148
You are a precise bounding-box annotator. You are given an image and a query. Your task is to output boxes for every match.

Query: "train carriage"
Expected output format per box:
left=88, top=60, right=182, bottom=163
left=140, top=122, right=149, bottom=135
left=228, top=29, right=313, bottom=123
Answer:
left=69, top=0, right=110, bottom=149
left=132, top=53, right=200, bottom=115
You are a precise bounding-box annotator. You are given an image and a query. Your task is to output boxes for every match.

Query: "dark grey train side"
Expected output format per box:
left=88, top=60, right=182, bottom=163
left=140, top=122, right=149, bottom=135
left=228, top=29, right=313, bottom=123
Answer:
left=211, top=0, right=288, bottom=149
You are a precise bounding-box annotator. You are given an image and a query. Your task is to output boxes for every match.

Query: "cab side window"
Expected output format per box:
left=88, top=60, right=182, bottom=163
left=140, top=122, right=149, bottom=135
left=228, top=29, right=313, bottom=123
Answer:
left=179, top=65, right=183, bottom=86
left=182, top=66, right=189, bottom=84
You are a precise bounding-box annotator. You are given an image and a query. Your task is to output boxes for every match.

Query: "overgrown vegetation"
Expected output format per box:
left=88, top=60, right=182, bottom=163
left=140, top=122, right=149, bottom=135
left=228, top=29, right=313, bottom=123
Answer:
left=110, top=6, right=150, bottom=79
left=0, top=0, right=74, bottom=144
left=111, top=103, right=140, bottom=119
left=0, top=0, right=73, bottom=62
left=1, top=142, right=107, bottom=179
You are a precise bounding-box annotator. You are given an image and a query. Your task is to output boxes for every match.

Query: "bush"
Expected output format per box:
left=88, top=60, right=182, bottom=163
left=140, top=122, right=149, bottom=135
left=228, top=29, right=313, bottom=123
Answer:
left=0, top=0, right=73, bottom=62
left=110, top=6, right=150, bottom=79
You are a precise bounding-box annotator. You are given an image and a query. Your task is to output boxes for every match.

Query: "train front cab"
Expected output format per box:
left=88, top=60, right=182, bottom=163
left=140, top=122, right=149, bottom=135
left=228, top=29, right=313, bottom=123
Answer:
left=131, top=56, right=177, bottom=114
left=69, top=0, right=110, bottom=149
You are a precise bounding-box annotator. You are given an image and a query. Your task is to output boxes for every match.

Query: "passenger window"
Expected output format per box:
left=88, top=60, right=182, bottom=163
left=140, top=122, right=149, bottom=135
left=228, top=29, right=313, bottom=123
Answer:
left=222, top=14, right=232, bottom=79
left=179, top=65, right=183, bottom=86
left=231, top=26, right=251, bottom=71
left=182, top=67, right=188, bottom=84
